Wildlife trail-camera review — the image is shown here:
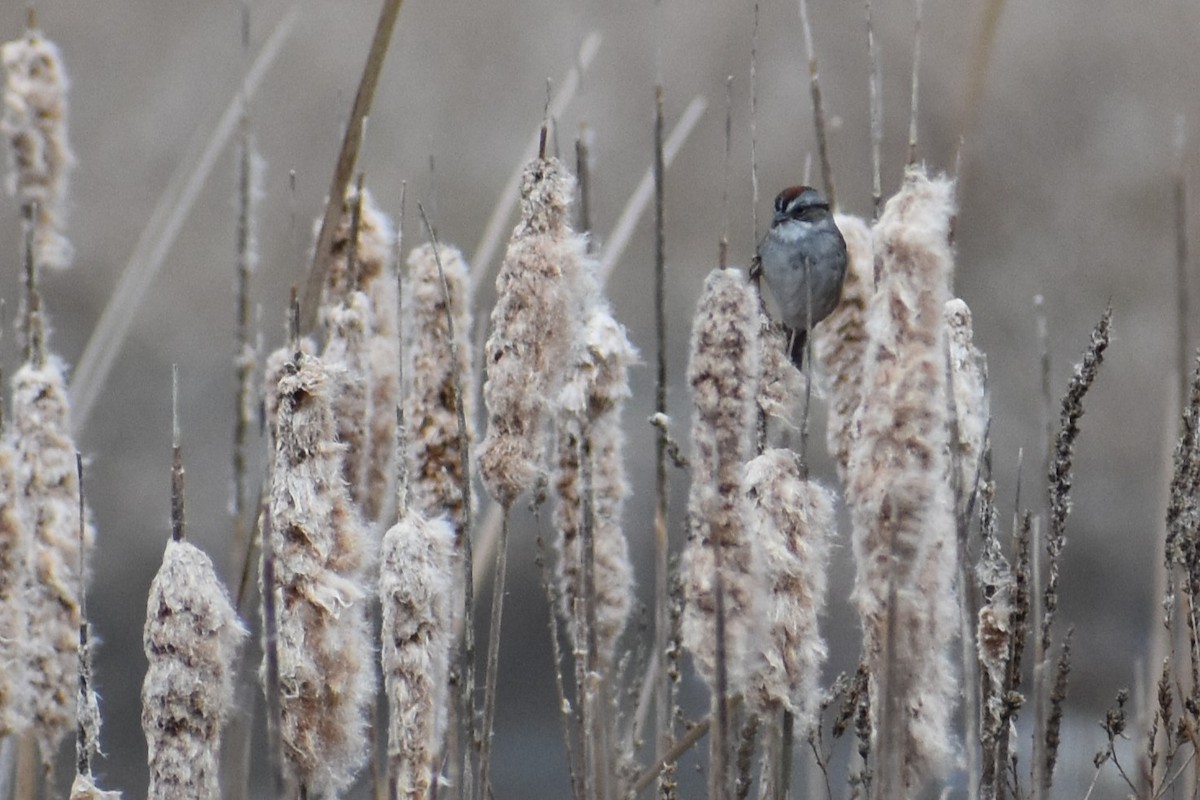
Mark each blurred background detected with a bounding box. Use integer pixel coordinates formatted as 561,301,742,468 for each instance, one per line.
0,0,1196,796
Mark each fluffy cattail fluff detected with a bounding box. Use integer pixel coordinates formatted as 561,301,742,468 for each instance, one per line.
267,353,375,796
11,354,94,760
1,29,74,270
321,188,399,521
756,315,803,426
813,214,873,482
142,540,247,800
552,306,638,669
264,338,315,455
681,267,763,693
379,510,457,799
322,291,373,509
69,774,122,800
944,299,988,507
479,156,592,505
742,449,835,732
846,168,958,792
403,242,476,534
0,436,31,735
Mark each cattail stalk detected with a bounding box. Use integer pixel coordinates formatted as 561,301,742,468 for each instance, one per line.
1,26,74,270
266,353,375,797
846,167,958,795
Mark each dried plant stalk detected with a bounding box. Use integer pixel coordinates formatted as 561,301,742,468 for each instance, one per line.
404,242,476,534
846,168,958,794
742,448,834,735
0,436,31,736
1,28,74,270
12,354,94,761
552,306,638,669
812,214,872,483
479,155,590,505
379,512,457,800
681,267,763,694
142,540,247,800
266,352,375,797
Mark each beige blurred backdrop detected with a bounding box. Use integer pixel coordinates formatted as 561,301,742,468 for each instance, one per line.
0,0,1196,796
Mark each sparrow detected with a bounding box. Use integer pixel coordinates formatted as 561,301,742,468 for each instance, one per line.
754,185,847,367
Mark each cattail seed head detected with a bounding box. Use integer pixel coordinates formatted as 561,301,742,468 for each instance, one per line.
813,214,873,482
681,267,763,693
944,298,988,505
1,29,74,269
69,774,122,800
0,437,31,736
756,315,803,426
379,512,457,800
403,242,475,534
12,354,93,760
847,168,959,792
142,540,246,800
267,353,375,796
743,450,835,733
479,156,589,505
322,290,373,510
552,307,637,668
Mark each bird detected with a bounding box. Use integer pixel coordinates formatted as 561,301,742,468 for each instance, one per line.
754,185,848,368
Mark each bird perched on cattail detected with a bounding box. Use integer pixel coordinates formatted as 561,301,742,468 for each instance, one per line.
755,186,848,367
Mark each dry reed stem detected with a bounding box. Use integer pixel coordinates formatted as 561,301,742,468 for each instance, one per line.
142,540,247,800
404,242,475,535
479,156,589,505
379,512,457,800
812,214,872,484
742,449,834,736
681,267,764,695
267,353,375,797
847,167,958,794
300,0,403,332
12,354,93,763
1,28,74,270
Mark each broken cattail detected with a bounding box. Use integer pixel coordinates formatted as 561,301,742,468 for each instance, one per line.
945,298,988,507
552,306,638,669
379,509,457,799
0,432,31,736
846,168,958,794
403,242,475,534
812,214,872,482
742,449,835,734
479,156,591,505
267,352,375,796
142,540,247,800
681,267,764,694
322,290,373,509
1,28,74,270
11,353,94,761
